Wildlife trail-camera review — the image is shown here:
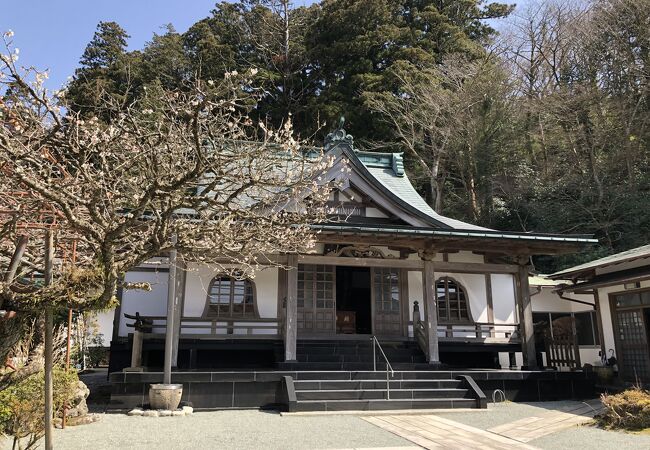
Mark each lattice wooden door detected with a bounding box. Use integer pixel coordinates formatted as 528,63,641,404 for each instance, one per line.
297,264,335,335
615,308,650,381
372,268,402,336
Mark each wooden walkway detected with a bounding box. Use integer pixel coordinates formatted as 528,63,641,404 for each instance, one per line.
487,400,602,443
363,415,536,450
363,400,603,449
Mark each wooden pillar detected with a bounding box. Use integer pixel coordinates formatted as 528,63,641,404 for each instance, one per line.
163,237,177,385
130,330,144,368
285,254,298,362
422,259,440,365
44,230,54,450
171,255,186,367
516,261,537,369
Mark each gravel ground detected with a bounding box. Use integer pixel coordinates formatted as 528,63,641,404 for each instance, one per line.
433,400,598,430
1,410,412,450
533,425,650,449
4,400,650,449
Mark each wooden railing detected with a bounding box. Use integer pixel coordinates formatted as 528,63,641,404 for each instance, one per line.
411,301,521,360
126,315,282,339
544,333,581,370
412,301,429,358
438,323,520,343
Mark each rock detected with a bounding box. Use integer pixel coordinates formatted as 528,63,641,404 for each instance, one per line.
172,410,185,417
159,409,172,417
128,408,144,416
66,380,90,418
67,414,101,426
182,406,193,415
143,410,159,417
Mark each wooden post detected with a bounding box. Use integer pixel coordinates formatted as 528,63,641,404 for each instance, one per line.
516,261,537,369
130,330,144,368
422,259,440,365
285,254,298,362
171,255,186,367
44,230,54,450
163,236,177,385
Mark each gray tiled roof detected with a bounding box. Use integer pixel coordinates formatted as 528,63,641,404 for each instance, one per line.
551,244,650,278
356,150,489,231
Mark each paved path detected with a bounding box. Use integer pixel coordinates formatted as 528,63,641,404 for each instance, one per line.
363,415,537,450
487,399,603,443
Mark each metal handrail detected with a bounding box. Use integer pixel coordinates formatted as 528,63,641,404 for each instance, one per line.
371,336,395,400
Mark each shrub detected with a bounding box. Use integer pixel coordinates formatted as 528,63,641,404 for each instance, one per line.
0,368,79,450
597,388,650,430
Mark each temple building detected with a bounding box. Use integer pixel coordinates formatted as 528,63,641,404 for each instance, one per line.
101,125,601,411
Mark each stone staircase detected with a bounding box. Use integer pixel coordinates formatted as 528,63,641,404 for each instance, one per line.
277,339,487,411
277,338,430,371
289,371,484,411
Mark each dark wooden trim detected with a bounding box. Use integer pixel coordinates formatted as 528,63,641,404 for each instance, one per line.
298,255,519,274
485,274,495,336
443,253,449,262
400,268,410,337
277,267,287,321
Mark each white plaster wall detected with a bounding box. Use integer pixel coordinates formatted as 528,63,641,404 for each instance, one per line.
491,274,517,324
118,270,169,337
531,288,594,313
447,251,485,264
366,207,389,218
92,310,115,346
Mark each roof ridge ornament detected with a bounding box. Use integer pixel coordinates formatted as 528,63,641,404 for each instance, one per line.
392,153,405,176
324,116,354,151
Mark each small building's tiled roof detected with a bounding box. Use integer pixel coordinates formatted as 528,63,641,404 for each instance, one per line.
550,244,650,279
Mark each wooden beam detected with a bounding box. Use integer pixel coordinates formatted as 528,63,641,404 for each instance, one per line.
285,254,298,362
423,260,440,364
298,254,423,269
299,255,518,274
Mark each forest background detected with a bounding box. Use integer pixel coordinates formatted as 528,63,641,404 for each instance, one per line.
55,0,650,272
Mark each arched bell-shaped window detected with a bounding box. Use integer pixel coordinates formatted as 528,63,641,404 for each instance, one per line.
436,277,472,323
203,275,257,318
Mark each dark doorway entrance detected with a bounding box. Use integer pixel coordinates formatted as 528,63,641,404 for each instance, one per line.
336,266,372,334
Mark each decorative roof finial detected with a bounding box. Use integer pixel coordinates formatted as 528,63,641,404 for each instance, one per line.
324,115,354,150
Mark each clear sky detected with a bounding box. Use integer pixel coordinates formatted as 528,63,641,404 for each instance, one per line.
2,0,519,91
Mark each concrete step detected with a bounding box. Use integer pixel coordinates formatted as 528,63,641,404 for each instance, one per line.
293,398,477,411
296,354,426,363
295,388,473,401
277,362,434,371
293,379,464,390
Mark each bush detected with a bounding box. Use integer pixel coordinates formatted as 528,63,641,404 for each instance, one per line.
597,388,650,430
0,368,79,450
